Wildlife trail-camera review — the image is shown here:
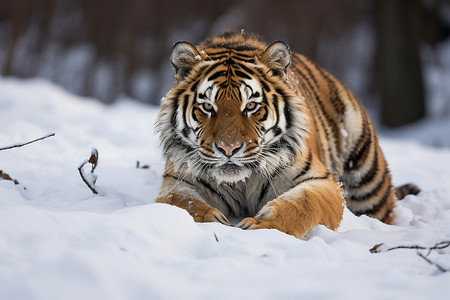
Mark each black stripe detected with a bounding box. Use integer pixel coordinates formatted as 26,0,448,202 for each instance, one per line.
232,55,257,63
316,67,345,115
203,61,226,78
295,173,330,186
293,151,313,182
258,106,268,122
190,80,200,92
224,58,235,66
355,184,392,216
206,50,231,56
265,96,282,138
208,71,226,81
230,50,255,58
170,95,180,129
291,56,331,162
276,88,292,129
171,110,178,129
235,62,256,76
234,70,251,80
272,94,280,127
205,55,228,61
260,79,270,92
349,149,379,188
301,59,321,91
244,145,259,153
345,135,371,171
181,95,190,138
350,169,388,201
198,65,208,72
344,121,367,171
297,57,340,157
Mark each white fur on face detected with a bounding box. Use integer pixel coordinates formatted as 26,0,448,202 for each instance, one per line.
210,165,252,184
239,79,263,115
196,79,218,117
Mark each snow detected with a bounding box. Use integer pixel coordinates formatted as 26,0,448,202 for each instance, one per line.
1,78,450,299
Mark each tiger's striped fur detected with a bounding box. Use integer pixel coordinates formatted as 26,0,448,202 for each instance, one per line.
156,31,419,238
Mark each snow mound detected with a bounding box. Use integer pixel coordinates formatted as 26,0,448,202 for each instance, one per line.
1,78,450,299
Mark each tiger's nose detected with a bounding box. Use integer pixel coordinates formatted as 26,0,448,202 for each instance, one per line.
216,143,242,157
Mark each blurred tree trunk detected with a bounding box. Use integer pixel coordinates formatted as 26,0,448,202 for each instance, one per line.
374,0,425,127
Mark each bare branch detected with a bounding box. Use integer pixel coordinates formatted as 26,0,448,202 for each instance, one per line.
370,243,426,253
428,241,450,255
0,133,55,151
417,252,448,273
370,241,450,273
78,148,99,194
370,241,450,254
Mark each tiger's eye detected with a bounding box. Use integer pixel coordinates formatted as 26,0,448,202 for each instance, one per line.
246,102,256,111
202,102,213,111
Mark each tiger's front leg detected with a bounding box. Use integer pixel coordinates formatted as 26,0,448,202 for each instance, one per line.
156,175,232,226
237,176,345,238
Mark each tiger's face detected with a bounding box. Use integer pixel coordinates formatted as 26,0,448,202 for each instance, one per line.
157,37,309,183
190,75,271,182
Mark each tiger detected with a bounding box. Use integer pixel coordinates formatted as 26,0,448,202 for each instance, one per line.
155,31,420,238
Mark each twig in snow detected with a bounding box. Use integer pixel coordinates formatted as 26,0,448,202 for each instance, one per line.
214,233,219,242
417,252,448,273
0,133,55,151
370,241,450,273
370,243,426,253
0,170,20,185
78,148,99,194
370,241,450,254
136,161,150,169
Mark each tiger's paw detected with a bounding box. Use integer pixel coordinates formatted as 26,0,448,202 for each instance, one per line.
193,207,232,226
236,206,278,231
236,205,309,238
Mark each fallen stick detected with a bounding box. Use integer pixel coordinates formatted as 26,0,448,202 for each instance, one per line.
370,241,450,273
0,133,55,151
78,148,99,194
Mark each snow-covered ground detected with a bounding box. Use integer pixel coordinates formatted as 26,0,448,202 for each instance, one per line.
1,78,449,300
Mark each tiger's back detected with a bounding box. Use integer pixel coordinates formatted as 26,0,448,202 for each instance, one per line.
289,52,397,223
156,31,419,238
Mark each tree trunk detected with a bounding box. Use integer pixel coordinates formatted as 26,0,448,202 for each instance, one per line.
374,0,426,127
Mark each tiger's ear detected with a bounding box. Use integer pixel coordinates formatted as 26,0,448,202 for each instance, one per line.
171,41,201,81
261,41,291,75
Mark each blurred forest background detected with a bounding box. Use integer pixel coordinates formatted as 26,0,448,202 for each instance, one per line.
1,0,449,127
